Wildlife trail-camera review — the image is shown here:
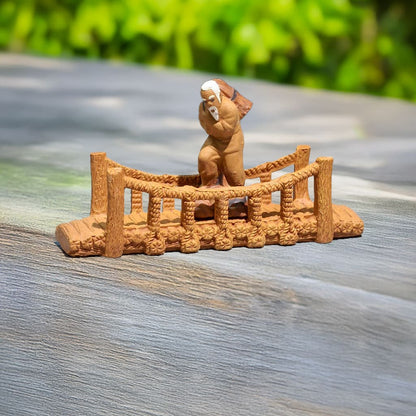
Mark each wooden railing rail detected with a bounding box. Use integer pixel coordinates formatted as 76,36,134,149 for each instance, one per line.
106,145,309,187
244,151,296,179
122,161,318,202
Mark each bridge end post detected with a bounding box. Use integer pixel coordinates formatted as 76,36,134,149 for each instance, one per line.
104,168,125,258
314,157,334,244
294,145,311,203
90,152,107,215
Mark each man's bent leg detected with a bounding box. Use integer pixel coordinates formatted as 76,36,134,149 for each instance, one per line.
222,151,245,186
198,144,221,186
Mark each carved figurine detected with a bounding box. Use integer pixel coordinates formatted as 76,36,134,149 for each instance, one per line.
55,81,364,257
198,79,251,187
196,79,252,218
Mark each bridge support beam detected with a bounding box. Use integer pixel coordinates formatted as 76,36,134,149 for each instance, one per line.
105,168,125,257
314,157,334,243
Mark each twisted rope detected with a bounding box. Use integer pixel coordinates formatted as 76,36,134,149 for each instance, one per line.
180,199,200,252
245,152,296,178
247,195,266,247
279,178,298,245
214,197,233,250
108,151,297,186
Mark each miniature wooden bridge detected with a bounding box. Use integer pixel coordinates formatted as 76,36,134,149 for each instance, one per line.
56,145,364,256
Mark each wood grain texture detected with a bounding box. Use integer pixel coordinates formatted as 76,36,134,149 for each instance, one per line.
314,157,334,243
104,167,125,257
90,152,108,215
1,223,415,416
294,144,311,202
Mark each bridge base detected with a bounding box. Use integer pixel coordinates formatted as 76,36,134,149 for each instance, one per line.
56,203,364,257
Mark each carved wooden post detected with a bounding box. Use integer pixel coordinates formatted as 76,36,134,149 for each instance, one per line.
145,195,165,255
180,198,200,253
105,168,125,258
247,195,265,248
131,189,142,213
294,145,311,202
279,177,297,245
214,196,233,250
314,157,334,243
147,196,161,229
259,172,272,204
90,152,107,215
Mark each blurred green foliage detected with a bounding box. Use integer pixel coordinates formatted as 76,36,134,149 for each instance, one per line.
1,0,415,100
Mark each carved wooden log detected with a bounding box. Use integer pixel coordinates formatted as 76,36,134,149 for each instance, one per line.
314,157,334,243
90,152,108,215
294,145,311,202
213,78,253,119
104,168,125,258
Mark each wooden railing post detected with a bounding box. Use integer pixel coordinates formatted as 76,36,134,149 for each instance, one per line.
90,152,107,215
214,196,233,250
145,195,166,255
131,189,142,213
314,157,334,243
259,172,272,204
247,195,266,248
105,168,125,258
294,145,311,202
279,177,297,245
147,196,162,230
180,198,200,253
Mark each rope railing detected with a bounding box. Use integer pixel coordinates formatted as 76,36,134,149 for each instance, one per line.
244,151,296,178
90,145,334,256
106,147,301,186
123,162,318,201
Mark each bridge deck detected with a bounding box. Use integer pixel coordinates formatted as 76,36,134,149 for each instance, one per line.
56,203,364,257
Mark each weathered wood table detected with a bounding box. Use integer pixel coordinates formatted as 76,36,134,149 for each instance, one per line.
1,54,415,416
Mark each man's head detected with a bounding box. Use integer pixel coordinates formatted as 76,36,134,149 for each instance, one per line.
201,80,221,121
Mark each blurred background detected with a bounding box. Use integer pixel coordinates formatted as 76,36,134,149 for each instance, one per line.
1,0,415,101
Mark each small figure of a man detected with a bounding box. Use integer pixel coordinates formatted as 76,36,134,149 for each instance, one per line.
198,80,249,187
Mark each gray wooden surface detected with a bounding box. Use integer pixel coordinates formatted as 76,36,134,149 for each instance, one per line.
1,54,415,416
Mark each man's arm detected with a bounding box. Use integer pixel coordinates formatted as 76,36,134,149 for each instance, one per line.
202,104,239,140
